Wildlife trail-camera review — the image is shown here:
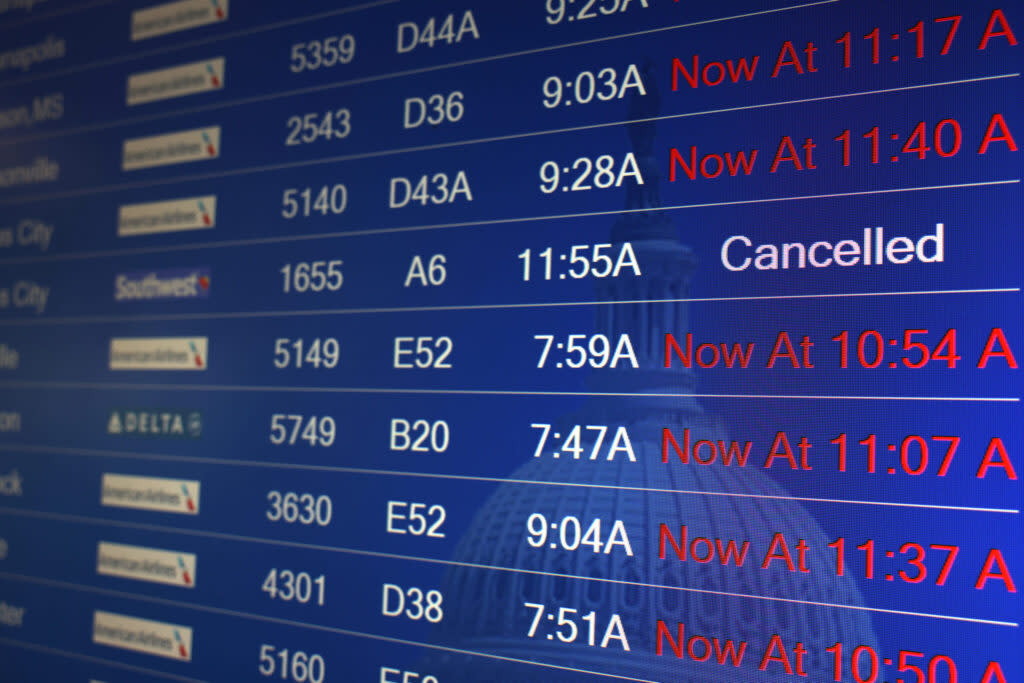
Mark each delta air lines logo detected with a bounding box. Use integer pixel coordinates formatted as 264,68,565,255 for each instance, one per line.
107,409,202,438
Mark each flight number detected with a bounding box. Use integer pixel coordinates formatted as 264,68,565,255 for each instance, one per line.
273,338,340,369
262,569,326,606
259,645,326,683
281,185,348,219
285,109,351,146
270,415,336,447
266,492,333,526
280,260,343,293
290,35,356,72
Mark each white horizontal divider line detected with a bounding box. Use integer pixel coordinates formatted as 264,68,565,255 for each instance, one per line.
0,572,661,682
0,179,1017,265
0,381,1016,403
0,287,1017,326
0,635,209,683
0,442,1016,513
0,529,1015,628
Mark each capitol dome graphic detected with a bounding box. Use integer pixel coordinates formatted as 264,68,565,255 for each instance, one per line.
421,65,880,681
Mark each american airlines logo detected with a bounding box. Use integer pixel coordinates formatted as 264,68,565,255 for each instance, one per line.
114,267,210,302
107,409,201,438
118,195,216,237
126,57,225,106
97,542,197,588
122,126,220,171
131,0,228,42
93,611,193,661
109,336,207,371
101,474,200,515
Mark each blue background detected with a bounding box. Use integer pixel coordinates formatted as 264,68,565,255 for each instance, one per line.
0,0,1020,681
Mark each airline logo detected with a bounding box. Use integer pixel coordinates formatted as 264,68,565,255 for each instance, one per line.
107,409,202,438
0,0,51,17
0,344,19,370
131,0,229,42
0,411,20,432
0,469,22,497
101,474,200,515
109,336,207,371
115,267,211,302
92,611,193,661
97,542,197,588
0,600,24,627
118,195,216,237
127,57,225,106
122,126,220,171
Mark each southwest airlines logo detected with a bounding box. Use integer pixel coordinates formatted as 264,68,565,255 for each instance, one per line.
92,611,193,661
114,267,210,302
97,542,197,588
101,474,200,515
109,336,207,371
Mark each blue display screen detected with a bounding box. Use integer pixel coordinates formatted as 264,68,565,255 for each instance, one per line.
0,1,1020,681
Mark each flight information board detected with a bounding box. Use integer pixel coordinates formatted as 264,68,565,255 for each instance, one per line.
0,1,1020,681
